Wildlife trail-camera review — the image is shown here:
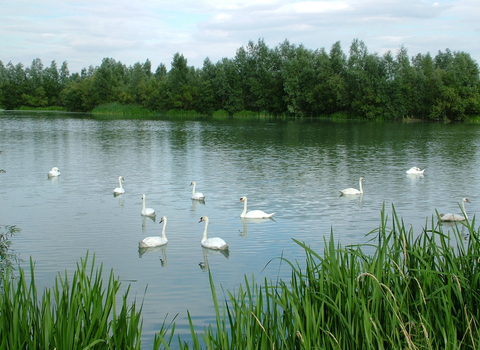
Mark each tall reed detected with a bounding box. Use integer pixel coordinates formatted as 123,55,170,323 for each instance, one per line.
0,253,171,350
0,225,20,283
178,204,480,349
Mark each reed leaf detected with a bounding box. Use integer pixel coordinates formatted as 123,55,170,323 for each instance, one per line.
174,205,480,349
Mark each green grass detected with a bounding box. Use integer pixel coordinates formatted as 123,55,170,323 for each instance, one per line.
17,106,68,111
178,204,480,349
0,225,21,283
164,109,204,118
0,253,171,350
232,110,274,118
212,109,229,118
91,102,155,116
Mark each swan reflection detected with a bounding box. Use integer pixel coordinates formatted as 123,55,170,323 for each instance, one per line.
239,217,276,237
138,245,168,266
339,193,363,208
406,173,424,180
47,175,59,183
199,247,229,271
191,198,205,212
115,194,124,206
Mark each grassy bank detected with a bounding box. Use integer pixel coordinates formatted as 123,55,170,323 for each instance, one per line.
2,206,480,349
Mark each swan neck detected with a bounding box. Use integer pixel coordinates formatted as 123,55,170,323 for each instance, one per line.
202,219,209,242
241,198,248,217
359,179,363,193
191,183,196,195
462,201,468,218
161,219,167,239
118,177,123,188
142,196,146,210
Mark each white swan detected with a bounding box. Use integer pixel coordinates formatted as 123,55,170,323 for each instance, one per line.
198,216,228,250
239,196,275,218
139,216,168,247
190,181,205,200
440,198,471,222
406,167,425,175
113,176,125,195
340,177,364,195
141,194,156,217
48,167,61,177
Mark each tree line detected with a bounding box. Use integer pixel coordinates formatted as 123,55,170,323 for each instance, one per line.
1,38,479,121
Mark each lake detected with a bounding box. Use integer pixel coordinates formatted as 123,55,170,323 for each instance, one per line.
1,111,479,347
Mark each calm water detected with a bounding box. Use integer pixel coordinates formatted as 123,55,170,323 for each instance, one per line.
1,111,480,347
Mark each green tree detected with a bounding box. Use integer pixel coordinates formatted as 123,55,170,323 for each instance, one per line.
126,60,153,107
165,53,199,110
213,57,244,115
42,60,63,106
2,62,27,109
61,73,96,112
280,43,315,116
243,39,285,115
91,58,128,106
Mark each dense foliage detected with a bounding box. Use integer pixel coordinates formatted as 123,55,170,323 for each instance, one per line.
1,38,480,121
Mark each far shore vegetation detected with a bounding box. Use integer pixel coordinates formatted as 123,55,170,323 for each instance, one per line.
1,38,480,122
2,206,480,349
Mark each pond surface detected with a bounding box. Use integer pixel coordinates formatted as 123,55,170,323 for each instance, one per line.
1,112,480,347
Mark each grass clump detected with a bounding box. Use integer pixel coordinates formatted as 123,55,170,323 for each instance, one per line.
164,109,203,118
92,102,155,115
0,225,20,283
18,106,68,111
232,110,273,117
212,109,230,118
0,253,171,350
178,205,480,349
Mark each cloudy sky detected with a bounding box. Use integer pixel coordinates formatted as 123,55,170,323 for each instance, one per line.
1,0,479,73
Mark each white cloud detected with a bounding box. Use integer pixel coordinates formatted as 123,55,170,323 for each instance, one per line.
0,0,478,73
277,1,350,13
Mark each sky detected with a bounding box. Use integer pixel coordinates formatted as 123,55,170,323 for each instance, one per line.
1,0,479,74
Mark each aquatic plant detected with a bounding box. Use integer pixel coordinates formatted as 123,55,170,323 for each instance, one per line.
178,205,480,349
0,225,20,283
0,253,171,349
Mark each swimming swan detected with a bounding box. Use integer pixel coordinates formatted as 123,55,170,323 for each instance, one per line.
48,167,61,177
113,176,125,195
340,177,364,195
406,167,425,175
141,194,156,217
440,198,471,222
198,216,228,250
239,196,275,218
139,216,168,247
190,181,205,200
